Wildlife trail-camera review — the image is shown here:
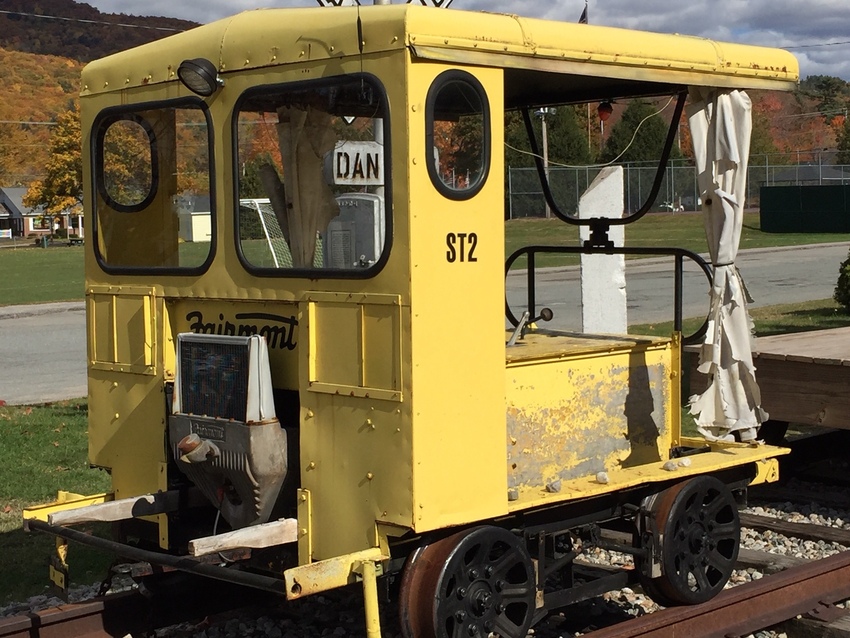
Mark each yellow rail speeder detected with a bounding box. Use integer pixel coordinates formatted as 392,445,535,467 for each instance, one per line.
24,4,799,637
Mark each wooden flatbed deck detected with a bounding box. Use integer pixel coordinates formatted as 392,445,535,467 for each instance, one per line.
688,327,850,428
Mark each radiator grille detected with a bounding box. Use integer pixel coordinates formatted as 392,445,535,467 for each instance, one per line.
179,338,249,421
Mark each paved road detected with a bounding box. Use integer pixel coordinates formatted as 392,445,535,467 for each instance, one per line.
507,242,850,332
1,242,848,405
0,302,86,406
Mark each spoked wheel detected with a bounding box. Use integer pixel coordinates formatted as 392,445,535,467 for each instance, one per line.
637,476,740,606
399,526,536,638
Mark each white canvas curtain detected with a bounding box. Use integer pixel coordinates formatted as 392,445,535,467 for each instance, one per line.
686,87,767,442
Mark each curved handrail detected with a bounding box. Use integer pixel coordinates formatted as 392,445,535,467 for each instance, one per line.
521,90,688,247
504,245,713,345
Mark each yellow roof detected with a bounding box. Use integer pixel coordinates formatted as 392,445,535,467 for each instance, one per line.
82,5,798,97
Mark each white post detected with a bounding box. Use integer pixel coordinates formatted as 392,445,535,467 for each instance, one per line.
541,113,550,218
579,166,627,334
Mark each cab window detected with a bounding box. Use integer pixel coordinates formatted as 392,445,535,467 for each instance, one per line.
426,70,490,199
235,75,390,275
93,100,213,271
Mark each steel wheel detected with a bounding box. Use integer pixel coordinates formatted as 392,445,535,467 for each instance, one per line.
638,476,740,606
399,526,536,638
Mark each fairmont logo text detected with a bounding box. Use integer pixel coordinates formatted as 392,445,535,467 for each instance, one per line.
186,311,298,350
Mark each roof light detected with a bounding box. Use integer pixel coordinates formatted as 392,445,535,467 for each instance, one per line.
177,58,221,97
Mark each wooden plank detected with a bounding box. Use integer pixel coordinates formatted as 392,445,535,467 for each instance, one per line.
740,512,850,545
752,327,850,364
775,613,850,638
48,489,205,526
687,348,850,428
189,518,298,556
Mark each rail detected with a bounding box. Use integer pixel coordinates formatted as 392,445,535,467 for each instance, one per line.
505,245,713,345
585,549,850,638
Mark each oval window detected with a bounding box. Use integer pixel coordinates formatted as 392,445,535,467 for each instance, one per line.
425,70,490,200
98,116,157,212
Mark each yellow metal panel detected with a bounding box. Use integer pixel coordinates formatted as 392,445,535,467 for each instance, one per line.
87,285,157,375
508,440,789,512
306,292,403,402
88,371,168,503
299,393,410,561
407,63,507,531
506,337,674,493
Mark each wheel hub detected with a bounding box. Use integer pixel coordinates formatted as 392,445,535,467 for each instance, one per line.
635,476,740,606
399,526,536,638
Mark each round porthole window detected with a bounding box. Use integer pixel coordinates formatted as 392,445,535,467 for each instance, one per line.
96,115,157,212
425,70,490,200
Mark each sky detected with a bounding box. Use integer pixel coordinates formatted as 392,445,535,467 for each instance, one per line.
83,0,850,81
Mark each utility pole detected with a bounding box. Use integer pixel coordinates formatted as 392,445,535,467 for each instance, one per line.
535,108,555,219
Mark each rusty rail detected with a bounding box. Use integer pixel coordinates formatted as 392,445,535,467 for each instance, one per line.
0,591,152,638
587,550,850,638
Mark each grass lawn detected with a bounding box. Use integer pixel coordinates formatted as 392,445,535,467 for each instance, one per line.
0,243,85,305
2,213,848,306
630,298,850,338
0,399,112,605
505,212,849,268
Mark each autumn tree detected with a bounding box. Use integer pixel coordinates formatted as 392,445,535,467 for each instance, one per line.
837,117,850,165
503,106,592,216
798,75,850,121
24,104,82,217
599,100,681,164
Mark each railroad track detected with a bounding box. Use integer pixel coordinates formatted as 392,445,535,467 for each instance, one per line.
6,464,850,638
0,591,152,638
584,549,850,638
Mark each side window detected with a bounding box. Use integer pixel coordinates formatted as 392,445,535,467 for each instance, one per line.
93,101,213,271
235,75,390,275
426,70,490,199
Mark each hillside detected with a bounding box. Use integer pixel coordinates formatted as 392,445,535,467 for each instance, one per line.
0,48,83,185
0,0,197,62
0,1,847,192
0,1,197,186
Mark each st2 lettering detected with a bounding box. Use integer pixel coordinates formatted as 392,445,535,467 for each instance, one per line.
446,232,478,263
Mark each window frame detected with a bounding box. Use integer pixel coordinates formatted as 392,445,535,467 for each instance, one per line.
232,73,392,280
90,97,216,276
425,69,491,201
95,113,158,214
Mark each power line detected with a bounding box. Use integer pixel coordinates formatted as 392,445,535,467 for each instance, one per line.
785,40,850,50
0,9,184,32
0,121,56,126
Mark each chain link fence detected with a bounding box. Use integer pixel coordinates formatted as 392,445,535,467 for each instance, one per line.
508,154,850,219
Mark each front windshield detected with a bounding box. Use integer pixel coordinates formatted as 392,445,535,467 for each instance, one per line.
235,75,389,275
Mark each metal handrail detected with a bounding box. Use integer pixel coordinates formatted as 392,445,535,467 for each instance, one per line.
521,90,688,248
504,245,713,345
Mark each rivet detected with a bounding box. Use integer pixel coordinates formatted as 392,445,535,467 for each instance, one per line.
366,472,374,480
300,528,307,536
306,409,314,419
114,413,119,419
299,494,307,502
308,461,316,470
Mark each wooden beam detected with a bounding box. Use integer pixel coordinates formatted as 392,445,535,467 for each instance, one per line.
189,518,298,556
48,489,206,526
